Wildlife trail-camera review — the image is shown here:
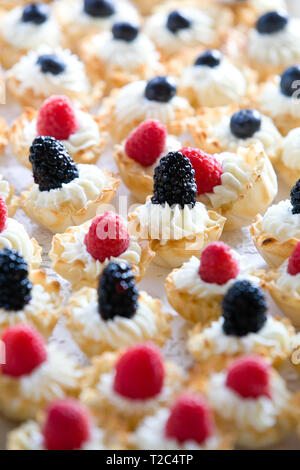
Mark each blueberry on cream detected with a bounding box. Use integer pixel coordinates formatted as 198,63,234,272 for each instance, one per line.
230,109,262,139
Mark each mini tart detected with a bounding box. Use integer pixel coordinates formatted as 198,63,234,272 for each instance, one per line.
65,289,171,357
250,201,300,268
0,342,82,422
21,165,119,234
187,106,282,163
10,107,108,168
276,128,300,187
0,118,9,156
6,46,104,109
165,253,263,324
128,198,226,269
197,144,278,231
98,80,193,143
49,219,154,290
0,174,20,217
0,270,62,339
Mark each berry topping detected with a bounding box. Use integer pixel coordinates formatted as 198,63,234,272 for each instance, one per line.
145,76,177,103
0,197,8,233
0,249,32,312
84,0,115,18
287,241,300,275
98,261,138,321
22,3,48,25
43,399,91,450
280,66,300,97
113,343,165,400
256,10,289,34
165,393,215,445
36,54,66,75
230,109,262,139
29,136,79,192
37,95,79,141
152,151,197,208
84,212,130,262
180,147,222,195
222,280,267,337
166,10,191,34
112,22,139,42
226,356,271,399
198,242,239,285
290,179,300,214
125,119,167,167
1,324,47,378
194,49,222,68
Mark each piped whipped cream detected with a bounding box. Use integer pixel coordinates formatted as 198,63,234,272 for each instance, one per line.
282,127,300,170
276,259,300,295
0,218,35,265
0,176,10,203
261,199,300,242
258,77,300,119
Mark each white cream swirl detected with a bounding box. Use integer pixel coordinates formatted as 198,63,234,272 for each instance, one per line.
276,259,300,295
180,60,247,107
0,176,10,202
282,127,300,170
207,371,290,432
262,199,300,242
0,218,35,265
258,78,300,120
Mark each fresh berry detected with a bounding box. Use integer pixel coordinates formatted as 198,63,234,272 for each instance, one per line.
98,261,138,321
145,76,177,103
37,95,79,141
112,22,139,42
165,394,215,445
43,399,91,450
226,356,271,399
222,280,267,337
0,249,32,311
230,109,262,139
84,212,130,262
166,10,191,34
0,197,8,233
1,324,47,378
36,54,66,75
180,147,222,195
280,66,300,97
290,179,300,214
256,10,289,34
287,242,300,275
113,343,165,400
29,136,79,192
84,0,115,18
194,49,222,68
22,3,48,24
125,119,167,167
152,151,197,208
198,242,239,285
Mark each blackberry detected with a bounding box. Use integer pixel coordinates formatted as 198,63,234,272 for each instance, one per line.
0,249,32,311
290,179,300,214
29,136,79,192
22,4,48,25
36,54,66,75
98,262,138,321
152,151,197,208
222,280,267,337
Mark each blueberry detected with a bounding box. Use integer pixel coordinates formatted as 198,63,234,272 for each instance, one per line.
230,109,262,139
84,0,115,18
166,10,191,34
256,10,289,34
112,22,139,42
280,66,300,97
21,3,48,25
194,49,222,68
145,76,177,103
36,54,66,75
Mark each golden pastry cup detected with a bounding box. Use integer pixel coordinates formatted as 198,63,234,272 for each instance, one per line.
10,107,108,168
250,214,299,268
21,171,120,234
65,289,172,357
0,117,9,156
0,176,20,217
23,236,42,270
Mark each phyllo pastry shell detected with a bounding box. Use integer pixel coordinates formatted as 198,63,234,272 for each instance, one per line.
0,118,9,156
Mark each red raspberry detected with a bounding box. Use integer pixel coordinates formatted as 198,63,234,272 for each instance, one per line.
84,212,130,262
287,242,300,275
125,119,167,167
226,356,271,399
199,242,239,285
180,147,222,195
1,324,47,377
165,393,215,445
113,343,165,400
0,197,8,233
43,399,91,450
37,95,79,141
